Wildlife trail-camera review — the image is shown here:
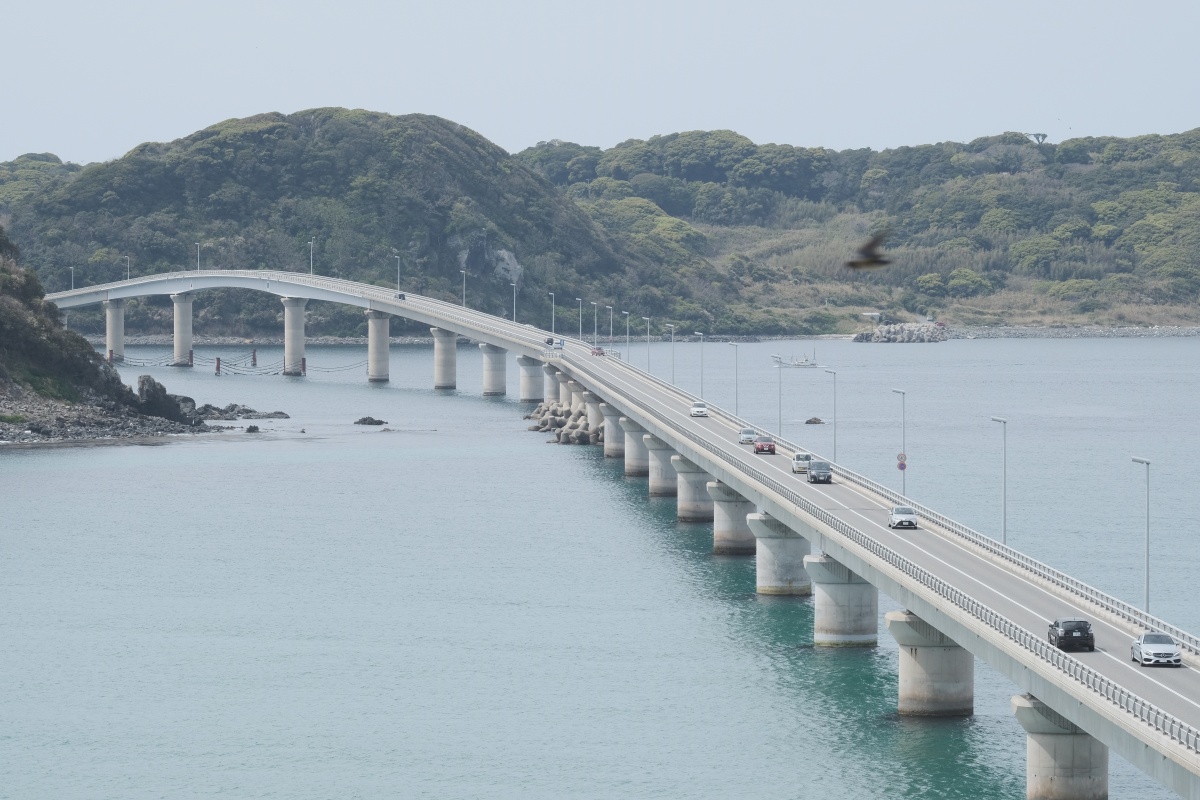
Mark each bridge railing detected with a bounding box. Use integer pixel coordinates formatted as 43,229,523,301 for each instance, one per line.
584,347,1200,660
562,350,1200,755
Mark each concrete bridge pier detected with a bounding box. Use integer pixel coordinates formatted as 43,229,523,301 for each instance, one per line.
171,292,194,367
886,610,973,716
480,344,506,395
104,299,125,362
365,310,390,382
542,364,559,403
643,435,677,496
556,372,572,405
706,482,756,554
1012,694,1108,800
518,356,543,402
600,404,624,458
803,553,877,646
584,392,603,432
747,513,811,595
281,297,308,376
620,418,648,476
671,456,714,521
430,327,457,389
567,380,584,412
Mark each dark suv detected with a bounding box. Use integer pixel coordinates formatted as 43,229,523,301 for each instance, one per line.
1048,618,1095,652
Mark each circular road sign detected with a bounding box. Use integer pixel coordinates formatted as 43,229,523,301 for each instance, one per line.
898,462,907,471
897,453,907,462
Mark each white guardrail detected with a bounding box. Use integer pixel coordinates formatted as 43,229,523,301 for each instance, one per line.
562,350,1200,755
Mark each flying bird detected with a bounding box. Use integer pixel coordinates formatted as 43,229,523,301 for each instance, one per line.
844,231,892,270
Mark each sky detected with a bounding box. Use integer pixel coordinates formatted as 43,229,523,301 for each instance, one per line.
6,0,1200,165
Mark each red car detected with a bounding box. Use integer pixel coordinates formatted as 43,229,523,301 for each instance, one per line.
753,435,776,454
590,347,606,356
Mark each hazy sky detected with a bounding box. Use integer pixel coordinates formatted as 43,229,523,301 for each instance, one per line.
7,0,1200,165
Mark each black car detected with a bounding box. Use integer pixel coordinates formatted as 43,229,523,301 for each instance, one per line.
1048,618,1095,652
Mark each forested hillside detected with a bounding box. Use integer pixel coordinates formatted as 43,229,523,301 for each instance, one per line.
4,111,1200,336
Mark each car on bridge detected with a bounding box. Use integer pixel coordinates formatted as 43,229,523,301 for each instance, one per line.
1048,618,1095,652
791,452,812,473
806,460,832,483
590,346,607,356
887,506,919,529
1131,632,1183,667
690,401,709,417
739,427,758,444
753,435,776,454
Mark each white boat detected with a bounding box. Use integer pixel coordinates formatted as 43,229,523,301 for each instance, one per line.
771,352,820,368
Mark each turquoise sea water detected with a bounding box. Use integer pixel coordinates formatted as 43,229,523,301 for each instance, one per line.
3,337,1197,798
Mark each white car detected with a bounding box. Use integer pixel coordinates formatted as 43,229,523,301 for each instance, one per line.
739,427,757,444
1131,632,1183,667
791,452,812,473
690,401,709,417
887,506,919,529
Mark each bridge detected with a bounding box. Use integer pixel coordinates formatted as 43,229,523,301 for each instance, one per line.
50,271,1200,799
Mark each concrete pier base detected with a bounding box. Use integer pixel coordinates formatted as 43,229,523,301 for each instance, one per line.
600,404,624,458
584,392,602,432
365,310,390,382
431,327,457,389
542,364,559,403
556,372,571,405
518,356,543,402
1012,694,1108,800
804,553,877,646
480,343,507,396
620,418,648,476
748,513,811,595
707,482,755,554
567,381,584,412
671,456,713,521
643,435,677,496
171,292,193,367
886,610,973,716
104,299,125,362
280,297,307,376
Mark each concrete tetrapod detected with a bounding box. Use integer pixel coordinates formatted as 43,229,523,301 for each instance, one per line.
671,456,713,522
430,327,457,389
886,610,973,716
104,299,125,362
480,343,507,396
518,356,544,402
1012,693,1108,800
171,292,194,367
643,435,678,496
599,404,624,458
365,310,390,382
747,512,811,595
803,553,877,646
706,481,756,554
619,418,649,477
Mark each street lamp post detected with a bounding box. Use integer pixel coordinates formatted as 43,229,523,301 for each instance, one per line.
992,417,1008,545
124,255,131,281
548,292,555,335
1133,456,1151,611
606,306,613,343
512,283,518,323
777,361,782,436
893,388,907,495
196,242,201,271
460,270,467,307
825,369,837,462
575,298,582,341
665,324,675,384
591,301,598,345
309,238,314,275
642,317,651,370
622,311,630,352
695,332,705,397
70,265,75,290
396,255,402,291
728,342,739,416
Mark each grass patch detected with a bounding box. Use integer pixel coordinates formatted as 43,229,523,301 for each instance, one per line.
0,413,26,424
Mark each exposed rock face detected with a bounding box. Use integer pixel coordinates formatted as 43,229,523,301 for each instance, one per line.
195,403,289,420
854,323,948,343
354,416,387,425
136,376,201,425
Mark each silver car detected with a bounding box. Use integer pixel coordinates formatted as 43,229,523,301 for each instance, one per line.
739,427,758,444
1131,632,1183,667
791,452,812,473
887,506,919,529
690,401,709,417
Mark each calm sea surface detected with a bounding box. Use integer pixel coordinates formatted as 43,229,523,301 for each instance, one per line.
3,336,1198,799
